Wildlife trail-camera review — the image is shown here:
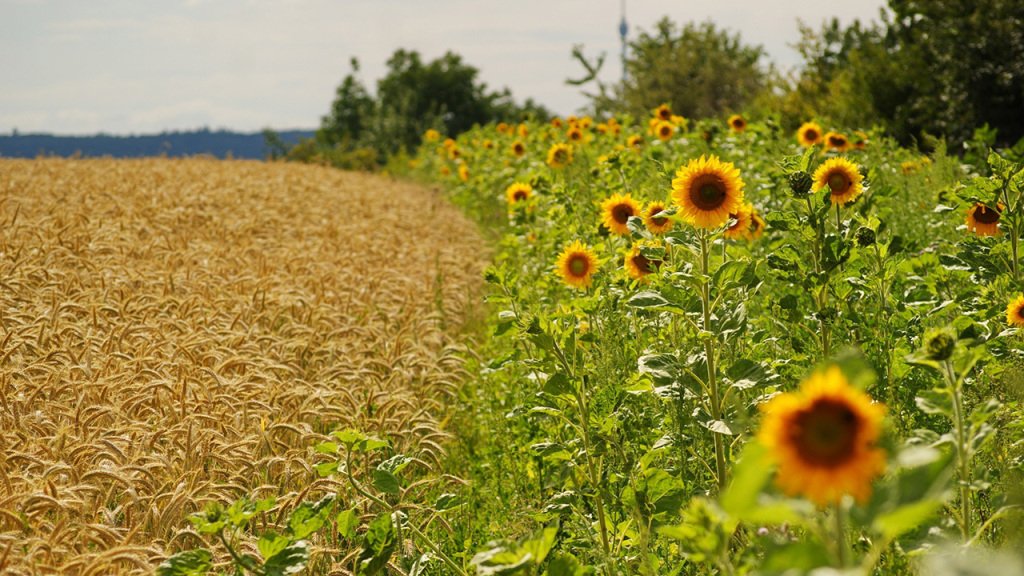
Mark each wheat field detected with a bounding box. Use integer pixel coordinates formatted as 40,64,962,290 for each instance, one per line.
0,158,485,574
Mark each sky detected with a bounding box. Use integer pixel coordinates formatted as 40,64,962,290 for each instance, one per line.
0,0,888,135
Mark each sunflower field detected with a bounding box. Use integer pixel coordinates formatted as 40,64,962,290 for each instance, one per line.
395,111,1024,575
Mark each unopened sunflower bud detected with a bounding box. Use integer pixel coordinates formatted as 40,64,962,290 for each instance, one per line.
789,171,813,197
924,328,956,361
855,226,876,247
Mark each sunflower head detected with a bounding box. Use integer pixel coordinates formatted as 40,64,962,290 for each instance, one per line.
748,210,766,240
556,240,599,289
510,141,526,158
797,122,822,147
853,130,869,149
655,120,675,142
551,117,564,129
567,126,584,142
627,134,644,150
728,114,747,132
1007,295,1024,328
966,203,1003,236
518,124,529,138
654,104,673,121
643,201,674,234
457,163,469,182
505,182,533,206
671,155,746,229
624,243,662,281
812,157,864,206
758,366,887,506
824,131,851,152
724,204,754,240
546,143,573,169
423,129,441,143
483,139,495,150
601,193,642,236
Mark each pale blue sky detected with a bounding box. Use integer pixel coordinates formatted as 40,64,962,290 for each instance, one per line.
1,0,887,135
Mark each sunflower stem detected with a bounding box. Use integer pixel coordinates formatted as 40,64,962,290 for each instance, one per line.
944,359,972,541
700,231,728,491
833,502,849,567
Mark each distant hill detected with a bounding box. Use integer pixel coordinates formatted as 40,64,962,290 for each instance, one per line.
0,128,315,160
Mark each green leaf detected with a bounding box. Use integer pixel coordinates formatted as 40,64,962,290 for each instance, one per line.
258,532,290,562
627,290,672,308
357,513,397,575
336,507,360,540
263,541,310,576
156,549,213,576
288,495,335,539
542,372,573,396
434,493,463,511
372,469,403,494
872,500,944,540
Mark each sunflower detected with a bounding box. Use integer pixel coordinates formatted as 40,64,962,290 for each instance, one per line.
511,141,526,158
812,157,864,206
579,116,594,130
655,120,675,142
643,201,674,234
671,155,746,229
1006,295,1024,327
551,117,564,129
724,204,754,240
546,143,573,169
601,193,641,236
556,240,599,289
457,163,469,182
496,122,510,134
966,203,1003,236
728,114,747,132
853,130,869,150
624,244,661,281
654,104,673,121
505,182,532,206
758,366,887,506
423,129,441,143
824,131,851,152
748,210,766,240
518,124,529,138
567,126,584,142
627,134,644,150
797,122,823,147
483,139,494,150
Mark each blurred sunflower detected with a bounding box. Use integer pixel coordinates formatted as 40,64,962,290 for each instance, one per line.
627,134,644,150
965,203,1003,236
671,155,746,229
813,157,864,206
824,131,851,152
518,124,529,138
496,122,510,134
457,163,469,182
601,193,641,236
551,117,564,129
728,114,747,132
853,130,869,150
579,116,594,130
654,104,673,121
556,240,599,289
511,141,526,158
724,204,754,240
505,182,532,206
483,139,495,150
1007,295,1024,327
758,366,887,506
567,126,584,142
655,121,675,142
546,143,573,169
423,129,441,143
796,122,823,147
643,201,674,234
748,210,766,240
624,244,661,281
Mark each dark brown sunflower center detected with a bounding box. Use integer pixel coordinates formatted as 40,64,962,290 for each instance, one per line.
804,129,819,141
612,203,635,224
974,206,1001,224
570,131,581,140
789,399,860,466
827,172,852,194
732,119,745,128
829,136,846,147
751,217,762,231
660,126,671,136
553,149,568,163
514,144,524,154
648,208,668,226
631,253,658,274
1018,306,1024,320
659,110,671,120
568,254,590,277
513,190,528,201
690,176,728,211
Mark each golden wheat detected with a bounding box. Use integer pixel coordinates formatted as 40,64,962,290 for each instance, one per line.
0,158,485,574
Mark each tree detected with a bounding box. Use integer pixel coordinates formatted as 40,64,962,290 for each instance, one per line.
572,18,770,120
